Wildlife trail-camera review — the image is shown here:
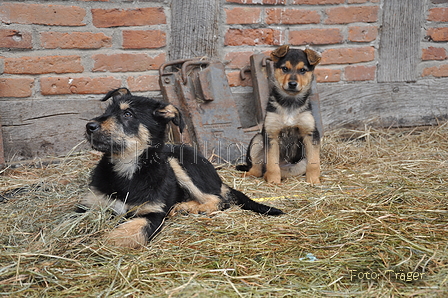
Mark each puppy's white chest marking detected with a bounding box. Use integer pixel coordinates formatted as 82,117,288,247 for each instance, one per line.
277,108,301,128
283,114,297,127
113,158,139,180
268,109,315,136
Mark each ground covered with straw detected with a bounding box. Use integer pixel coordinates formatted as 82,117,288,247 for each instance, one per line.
1,123,447,297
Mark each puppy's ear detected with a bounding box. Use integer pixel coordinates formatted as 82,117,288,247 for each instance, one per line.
155,104,185,133
304,48,321,67
270,45,290,62
101,88,132,102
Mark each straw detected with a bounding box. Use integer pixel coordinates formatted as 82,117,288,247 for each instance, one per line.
1,123,447,297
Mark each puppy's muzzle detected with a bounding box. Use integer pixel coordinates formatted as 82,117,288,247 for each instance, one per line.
86,121,100,133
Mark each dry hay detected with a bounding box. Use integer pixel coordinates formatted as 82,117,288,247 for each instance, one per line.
0,123,447,297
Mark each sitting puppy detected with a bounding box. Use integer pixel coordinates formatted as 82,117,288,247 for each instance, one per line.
80,88,283,248
237,45,322,185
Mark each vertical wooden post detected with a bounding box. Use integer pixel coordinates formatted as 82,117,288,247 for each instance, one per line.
170,0,221,60
0,118,5,167
377,0,425,83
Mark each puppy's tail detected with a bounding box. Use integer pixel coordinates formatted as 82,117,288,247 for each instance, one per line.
236,132,262,172
235,164,250,172
226,186,284,216
235,147,253,172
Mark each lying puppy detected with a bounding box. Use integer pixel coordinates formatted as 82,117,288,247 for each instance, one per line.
237,45,322,185
80,88,283,248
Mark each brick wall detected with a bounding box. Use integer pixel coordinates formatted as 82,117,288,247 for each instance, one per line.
0,2,167,99
422,4,448,78
1,0,447,100
225,0,448,86
0,0,447,161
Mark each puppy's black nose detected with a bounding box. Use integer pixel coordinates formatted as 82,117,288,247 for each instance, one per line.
288,81,298,89
86,121,100,133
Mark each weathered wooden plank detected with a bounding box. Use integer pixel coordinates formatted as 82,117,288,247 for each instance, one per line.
318,79,448,129
377,0,425,82
0,116,4,167
3,79,447,162
170,0,221,60
0,99,105,162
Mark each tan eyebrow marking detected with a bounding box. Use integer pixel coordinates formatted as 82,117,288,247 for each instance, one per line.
120,102,130,110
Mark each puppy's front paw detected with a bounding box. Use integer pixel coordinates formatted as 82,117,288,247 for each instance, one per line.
264,171,281,184
306,164,321,185
306,166,320,185
105,218,148,249
306,175,321,185
245,166,263,178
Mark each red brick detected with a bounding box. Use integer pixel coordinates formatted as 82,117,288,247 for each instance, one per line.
427,28,448,42
321,47,375,65
344,65,376,81
92,53,166,72
92,8,166,28
315,68,341,82
0,3,86,26
225,51,255,69
227,71,252,88
266,8,320,25
422,47,447,61
41,77,121,95
41,32,112,49
290,28,343,45
422,64,448,78
428,8,448,22
293,0,343,4
226,0,286,4
127,75,160,92
4,56,83,74
325,6,379,24
225,29,283,46
226,8,261,24
348,0,368,3
0,78,34,98
0,29,32,49
122,30,166,49
348,26,378,42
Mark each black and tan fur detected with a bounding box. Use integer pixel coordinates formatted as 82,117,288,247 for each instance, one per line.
80,88,283,249
237,45,322,185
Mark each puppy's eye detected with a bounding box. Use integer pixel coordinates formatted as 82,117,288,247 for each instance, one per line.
123,111,133,118
281,67,289,73
299,68,307,74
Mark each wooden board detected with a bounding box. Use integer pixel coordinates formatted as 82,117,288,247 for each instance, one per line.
377,0,425,82
170,0,221,60
0,99,105,162
2,78,448,162
318,79,448,129
0,117,4,167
